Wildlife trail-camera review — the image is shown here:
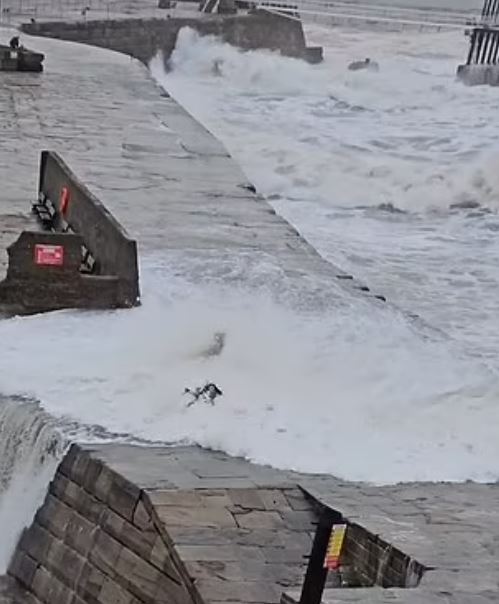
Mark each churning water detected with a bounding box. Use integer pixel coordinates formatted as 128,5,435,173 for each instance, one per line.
2,18,499,569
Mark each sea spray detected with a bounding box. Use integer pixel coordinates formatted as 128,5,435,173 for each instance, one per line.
0,397,67,572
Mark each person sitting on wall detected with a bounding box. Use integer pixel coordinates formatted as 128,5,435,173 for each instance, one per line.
348,57,379,72
9,36,20,50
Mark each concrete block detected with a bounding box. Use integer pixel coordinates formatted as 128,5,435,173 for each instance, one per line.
93,465,115,504
194,578,282,603
82,458,107,493
148,490,204,508
8,549,38,589
100,507,155,559
50,474,103,524
89,529,123,576
166,526,237,546
155,505,236,528
234,510,285,529
199,489,233,507
65,511,96,557
283,490,312,511
115,547,165,603
186,560,302,585
65,452,91,487
98,577,135,604
152,573,193,604
190,477,257,489
279,510,316,531
242,529,311,549
58,445,80,479
35,494,72,540
263,547,308,564
259,489,292,511
18,524,53,563
46,538,85,588
175,544,265,562
132,498,153,531
150,536,181,582
77,563,106,601
32,566,73,604
170,526,311,549
107,474,141,522
227,489,265,510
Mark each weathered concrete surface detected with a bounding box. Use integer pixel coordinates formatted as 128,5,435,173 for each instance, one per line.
0,575,35,603
11,444,499,604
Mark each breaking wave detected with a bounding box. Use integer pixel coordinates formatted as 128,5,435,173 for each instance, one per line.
0,258,497,486
155,26,499,212
0,397,67,573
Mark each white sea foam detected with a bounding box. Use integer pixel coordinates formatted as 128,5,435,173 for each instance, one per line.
151,26,499,359
0,258,497,485
0,21,498,501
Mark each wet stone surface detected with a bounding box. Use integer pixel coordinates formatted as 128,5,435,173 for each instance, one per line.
0,575,34,603
84,444,499,604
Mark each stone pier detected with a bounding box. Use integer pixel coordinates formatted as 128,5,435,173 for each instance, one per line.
6,444,499,604
20,9,322,66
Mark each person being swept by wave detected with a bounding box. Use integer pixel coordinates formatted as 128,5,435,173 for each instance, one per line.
184,382,223,407
211,58,224,77
348,57,379,72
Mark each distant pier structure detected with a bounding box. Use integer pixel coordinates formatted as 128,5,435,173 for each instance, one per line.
457,0,499,85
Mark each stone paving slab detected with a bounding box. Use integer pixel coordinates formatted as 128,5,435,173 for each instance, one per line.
82,444,499,603
0,576,36,603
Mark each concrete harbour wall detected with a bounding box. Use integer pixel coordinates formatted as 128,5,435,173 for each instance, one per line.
20,10,313,65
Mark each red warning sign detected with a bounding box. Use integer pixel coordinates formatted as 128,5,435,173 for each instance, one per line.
34,244,64,266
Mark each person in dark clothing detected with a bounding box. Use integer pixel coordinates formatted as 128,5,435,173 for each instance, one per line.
9,36,20,50
184,383,223,407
